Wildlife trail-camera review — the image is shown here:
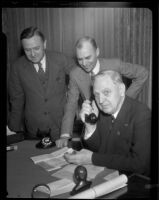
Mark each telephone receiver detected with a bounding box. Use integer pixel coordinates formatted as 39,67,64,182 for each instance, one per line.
83,86,98,125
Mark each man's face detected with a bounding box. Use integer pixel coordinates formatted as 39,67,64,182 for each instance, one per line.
76,42,99,73
22,35,46,64
93,76,124,115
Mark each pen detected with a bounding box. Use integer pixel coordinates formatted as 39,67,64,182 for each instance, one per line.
7,145,18,151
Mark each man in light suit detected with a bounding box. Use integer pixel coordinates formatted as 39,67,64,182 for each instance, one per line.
56,36,149,147
8,27,75,142
64,70,151,176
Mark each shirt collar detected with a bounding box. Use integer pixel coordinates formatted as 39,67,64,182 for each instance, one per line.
34,55,46,71
112,96,125,119
40,55,46,66
91,59,100,75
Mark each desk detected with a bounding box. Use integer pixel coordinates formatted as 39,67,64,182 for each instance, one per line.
7,140,152,198
7,140,59,198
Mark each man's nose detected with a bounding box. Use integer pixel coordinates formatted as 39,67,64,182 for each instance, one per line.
31,49,35,56
81,59,86,66
99,94,105,104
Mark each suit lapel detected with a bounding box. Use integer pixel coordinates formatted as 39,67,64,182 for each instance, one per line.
111,97,131,132
23,60,44,96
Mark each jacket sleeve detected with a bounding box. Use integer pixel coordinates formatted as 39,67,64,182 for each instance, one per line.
115,59,149,98
60,70,80,136
91,108,151,175
62,54,76,75
8,63,25,132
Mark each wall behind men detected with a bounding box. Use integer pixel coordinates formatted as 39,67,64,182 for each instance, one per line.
2,7,152,108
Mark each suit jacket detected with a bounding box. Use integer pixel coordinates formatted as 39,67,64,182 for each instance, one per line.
61,58,149,136
8,50,75,140
83,96,151,176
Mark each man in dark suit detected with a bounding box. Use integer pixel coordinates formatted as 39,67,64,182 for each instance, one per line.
64,70,151,176
8,27,75,142
57,36,149,147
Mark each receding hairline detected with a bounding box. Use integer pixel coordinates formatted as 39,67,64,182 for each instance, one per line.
75,36,98,50
93,70,123,85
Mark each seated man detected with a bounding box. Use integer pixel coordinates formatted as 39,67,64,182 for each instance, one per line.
64,70,151,176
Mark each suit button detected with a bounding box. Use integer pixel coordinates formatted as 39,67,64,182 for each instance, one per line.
44,112,47,115
44,98,48,102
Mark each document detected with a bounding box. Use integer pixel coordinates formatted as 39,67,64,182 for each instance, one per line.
31,147,74,171
52,164,105,181
47,178,75,197
68,174,128,199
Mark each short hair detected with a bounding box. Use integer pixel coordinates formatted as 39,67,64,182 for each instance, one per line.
75,36,98,50
93,70,123,85
20,26,45,42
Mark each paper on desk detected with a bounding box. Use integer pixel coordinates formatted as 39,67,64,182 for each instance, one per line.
36,157,68,171
31,147,74,171
69,174,128,199
47,178,75,197
31,147,73,164
52,164,104,181
6,126,16,136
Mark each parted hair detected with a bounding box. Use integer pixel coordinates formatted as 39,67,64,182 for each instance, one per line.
20,26,45,42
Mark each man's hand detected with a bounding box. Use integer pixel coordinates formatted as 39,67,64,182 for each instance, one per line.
64,149,93,165
55,137,69,148
79,100,99,133
80,100,99,122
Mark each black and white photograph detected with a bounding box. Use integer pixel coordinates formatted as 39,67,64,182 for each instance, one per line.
2,1,158,199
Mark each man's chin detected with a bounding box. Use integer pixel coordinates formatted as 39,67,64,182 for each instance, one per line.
102,107,112,114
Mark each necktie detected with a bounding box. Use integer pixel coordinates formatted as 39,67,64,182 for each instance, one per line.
90,72,95,81
111,115,115,124
109,115,115,133
37,62,45,75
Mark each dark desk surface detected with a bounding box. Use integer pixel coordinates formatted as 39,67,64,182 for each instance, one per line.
7,140,153,198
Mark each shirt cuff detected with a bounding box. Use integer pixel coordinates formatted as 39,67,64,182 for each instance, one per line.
60,133,70,138
84,125,96,140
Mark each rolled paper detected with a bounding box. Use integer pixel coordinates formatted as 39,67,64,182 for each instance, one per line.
69,174,128,199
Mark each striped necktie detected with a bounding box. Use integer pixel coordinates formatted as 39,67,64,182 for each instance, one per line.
37,62,45,74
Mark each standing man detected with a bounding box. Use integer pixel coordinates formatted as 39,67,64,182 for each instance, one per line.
56,36,149,147
64,70,151,176
8,26,75,142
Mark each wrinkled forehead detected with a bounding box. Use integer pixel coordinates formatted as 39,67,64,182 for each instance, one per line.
93,75,115,92
76,41,95,51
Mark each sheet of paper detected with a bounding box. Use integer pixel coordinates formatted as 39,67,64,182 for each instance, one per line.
52,164,104,180
47,178,75,197
69,174,128,199
103,170,119,181
36,157,68,171
6,126,16,136
31,147,73,164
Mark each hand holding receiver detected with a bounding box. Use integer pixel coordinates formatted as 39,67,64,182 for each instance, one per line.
79,100,99,133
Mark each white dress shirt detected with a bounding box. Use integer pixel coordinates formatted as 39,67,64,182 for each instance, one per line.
34,55,46,72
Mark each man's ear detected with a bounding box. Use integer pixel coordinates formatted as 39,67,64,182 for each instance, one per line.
119,83,126,97
96,47,100,57
44,40,47,49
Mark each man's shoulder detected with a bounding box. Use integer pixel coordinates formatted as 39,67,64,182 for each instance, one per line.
126,96,151,115
99,57,120,64
70,65,83,76
13,55,28,67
